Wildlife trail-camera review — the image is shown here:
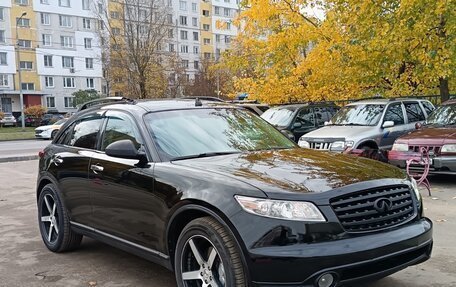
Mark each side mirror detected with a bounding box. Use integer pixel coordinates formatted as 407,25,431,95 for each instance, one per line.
415,122,422,130
382,121,395,128
293,122,302,129
105,139,148,165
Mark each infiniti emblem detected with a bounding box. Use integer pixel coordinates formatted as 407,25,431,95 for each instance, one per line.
373,198,393,213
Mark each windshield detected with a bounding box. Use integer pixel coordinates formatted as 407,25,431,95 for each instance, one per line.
145,108,295,161
427,104,456,125
260,106,297,126
330,104,385,126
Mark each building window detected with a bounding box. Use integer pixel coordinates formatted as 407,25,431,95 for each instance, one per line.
83,18,91,29
18,39,32,48
193,46,198,54
225,35,231,43
0,52,7,65
214,6,220,15
182,60,189,68
226,22,231,30
82,0,90,10
40,0,49,3
216,34,220,43
21,83,35,90
98,2,103,13
41,13,50,25
180,30,188,40
15,0,29,5
45,76,54,88
168,29,174,38
203,10,209,17
204,38,210,45
17,18,30,27
86,78,94,88
60,36,74,48
179,16,187,26
194,60,199,69
0,30,6,43
203,24,210,31
44,55,53,67
192,2,197,12
85,58,93,69
192,17,197,27
62,56,74,68
59,0,70,7
112,28,121,35
193,32,198,41
63,77,75,88
59,15,72,27
167,14,173,24
42,34,52,46
84,38,92,49
20,61,33,70
179,1,187,10
0,74,8,87
46,97,55,108
224,0,230,2
169,43,175,52
224,8,230,17
204,52,211,59
64,97,74,108
0,8,3,21
110,11,119,19
180,45,188,53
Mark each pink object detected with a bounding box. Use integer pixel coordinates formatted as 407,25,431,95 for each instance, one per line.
406,147,431,196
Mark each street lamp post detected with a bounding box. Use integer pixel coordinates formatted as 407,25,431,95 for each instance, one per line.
16,12,27,130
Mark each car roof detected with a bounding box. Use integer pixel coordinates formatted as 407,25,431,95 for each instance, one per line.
347,98,427,105
442,99,456,105
269,102,337,109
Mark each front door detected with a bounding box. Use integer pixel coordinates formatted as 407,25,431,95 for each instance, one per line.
380,103,407,149
89,110,161,249
1,98,12,113
291,107,316,141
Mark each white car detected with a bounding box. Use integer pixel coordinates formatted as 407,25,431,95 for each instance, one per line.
0,113,17,127
35,118,67,139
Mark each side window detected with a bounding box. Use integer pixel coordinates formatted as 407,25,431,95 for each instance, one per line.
404,102,426,123
295,108,315,127
422,101,435,115
68,117,103,149
55,123,74,145
384,103,405,125
314,107,330,126
101,111,143,151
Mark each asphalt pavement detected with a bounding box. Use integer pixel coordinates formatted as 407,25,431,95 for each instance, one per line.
0,139,51,163
0,161,455,287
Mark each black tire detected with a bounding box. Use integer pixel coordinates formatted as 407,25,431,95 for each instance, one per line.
37,184,82,252
175,217,247,287
51,130,58,139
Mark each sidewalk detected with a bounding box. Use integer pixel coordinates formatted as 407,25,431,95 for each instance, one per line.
0,139,50,163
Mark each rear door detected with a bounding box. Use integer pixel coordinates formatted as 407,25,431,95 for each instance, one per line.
89,110,161,249
46,112,104,226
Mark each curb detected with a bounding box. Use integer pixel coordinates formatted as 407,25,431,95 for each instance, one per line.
0,155,39,163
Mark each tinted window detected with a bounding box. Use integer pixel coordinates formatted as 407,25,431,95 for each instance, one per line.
422,101,435,115
146,108,295,160
314,107,332,126
384,103,404,125
101,112,142,151
404,102,425,123
68,117,103,149
56,122,75,145
295,108,315,127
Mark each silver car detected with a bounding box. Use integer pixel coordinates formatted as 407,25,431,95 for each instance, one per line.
298,98,435,152
0,113,17,127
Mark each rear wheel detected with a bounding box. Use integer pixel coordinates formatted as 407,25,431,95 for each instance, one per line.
38,184,82,252
175,217,247,287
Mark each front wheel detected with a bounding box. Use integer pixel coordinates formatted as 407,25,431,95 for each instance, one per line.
175,217,247,287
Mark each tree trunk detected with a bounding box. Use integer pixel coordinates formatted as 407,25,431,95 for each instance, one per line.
139,78,147,99
439,77,450,102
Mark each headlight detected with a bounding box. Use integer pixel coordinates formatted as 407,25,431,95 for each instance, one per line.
441,144,456,153
392,143,409,151
235,195,326,222
410,178,421,201
330,141,353,151
298,139,310,148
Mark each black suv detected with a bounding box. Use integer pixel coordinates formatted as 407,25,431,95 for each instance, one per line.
261,103,339,142
37,99,432,287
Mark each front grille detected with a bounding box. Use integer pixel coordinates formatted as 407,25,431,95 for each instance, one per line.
35,130,43,135
409,145,441,154
330,185,416,233
309,142,332,150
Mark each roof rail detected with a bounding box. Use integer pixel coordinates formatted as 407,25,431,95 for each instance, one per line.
226,100,259,104
181,96,225,102
77,97,135,112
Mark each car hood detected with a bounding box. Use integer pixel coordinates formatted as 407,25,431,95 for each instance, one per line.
172,148,405,194
397,126,456,145
301,125,376,141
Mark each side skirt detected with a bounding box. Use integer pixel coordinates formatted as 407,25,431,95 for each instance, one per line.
70,221,173,270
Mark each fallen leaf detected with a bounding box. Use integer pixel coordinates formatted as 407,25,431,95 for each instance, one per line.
88,282,97,287
436,219,447,222
452,196,456,200
431,197,439,200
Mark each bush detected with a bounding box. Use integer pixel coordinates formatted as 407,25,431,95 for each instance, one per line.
0,111,4,120
25,105,47,126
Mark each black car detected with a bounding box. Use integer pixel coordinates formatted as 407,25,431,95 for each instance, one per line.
40,113,64,126
37,99,432,287
261,103,340,142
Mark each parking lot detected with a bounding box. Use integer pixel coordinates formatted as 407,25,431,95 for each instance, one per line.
0,160,455,287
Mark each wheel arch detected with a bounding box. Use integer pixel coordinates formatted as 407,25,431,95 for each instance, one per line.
357,140,379,150
36,175,58,201
166,200,251,282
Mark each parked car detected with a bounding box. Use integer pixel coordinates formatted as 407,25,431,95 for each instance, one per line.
0,112,17,127
40,113,64,126
235,103,269,115
261,102,339,142
17,115,36,127
35,118,68,139
298,98,435,151
389,100,456,174
37,99,432,287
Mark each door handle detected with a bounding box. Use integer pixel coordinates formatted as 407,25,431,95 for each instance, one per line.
90,164,104,174
52,156,63,166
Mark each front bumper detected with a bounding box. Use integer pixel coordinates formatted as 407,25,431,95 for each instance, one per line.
389,151,456,174
246,218,432,286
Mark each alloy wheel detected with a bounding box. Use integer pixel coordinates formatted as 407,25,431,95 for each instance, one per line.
40,194,60,244
181,235,226,287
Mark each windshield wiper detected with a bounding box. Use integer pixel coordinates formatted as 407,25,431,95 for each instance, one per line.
171,151,240,161
343,123,367,126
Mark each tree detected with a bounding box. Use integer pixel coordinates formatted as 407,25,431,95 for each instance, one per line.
185,59,231,98
72,90,101,108
97,0,170,99
0,112,4,120
24,105,47,126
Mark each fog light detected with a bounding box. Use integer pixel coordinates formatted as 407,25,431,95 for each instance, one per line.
317,273,335,287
